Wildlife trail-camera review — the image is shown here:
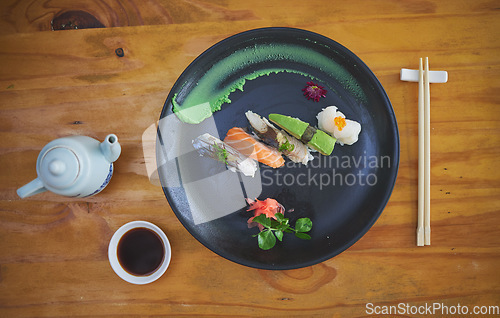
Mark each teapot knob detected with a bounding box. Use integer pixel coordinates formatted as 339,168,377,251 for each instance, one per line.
48,160,66,175
39,147,79,189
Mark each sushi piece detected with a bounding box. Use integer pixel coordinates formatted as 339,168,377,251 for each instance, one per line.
192,133,257,177
224,127,285,168
245,111,279,149
268,114,336,156
245,111,313,165
334,119,361,145
317,106,361,145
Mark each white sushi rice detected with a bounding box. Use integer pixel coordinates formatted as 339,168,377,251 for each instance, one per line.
316,106,361,146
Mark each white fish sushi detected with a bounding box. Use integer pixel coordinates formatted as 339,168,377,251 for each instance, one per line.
192,133,258,177
317,106,361,145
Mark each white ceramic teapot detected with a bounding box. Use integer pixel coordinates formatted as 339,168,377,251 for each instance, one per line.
17,134,121,198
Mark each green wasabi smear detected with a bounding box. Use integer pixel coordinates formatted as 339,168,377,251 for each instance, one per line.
172,43,365,124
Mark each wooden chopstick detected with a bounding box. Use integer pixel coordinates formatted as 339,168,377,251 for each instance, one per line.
424,57,431,246
417,57,431,247
417,58,425,246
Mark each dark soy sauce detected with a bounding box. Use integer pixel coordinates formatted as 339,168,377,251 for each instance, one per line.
117,228,165,276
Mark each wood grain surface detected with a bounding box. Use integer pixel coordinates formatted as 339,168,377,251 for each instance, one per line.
1,0,499,317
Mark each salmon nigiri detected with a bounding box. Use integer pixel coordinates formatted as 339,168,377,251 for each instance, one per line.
224,127,285,168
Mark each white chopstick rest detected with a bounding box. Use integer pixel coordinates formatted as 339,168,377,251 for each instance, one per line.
400,68,448,83
401,58,448,247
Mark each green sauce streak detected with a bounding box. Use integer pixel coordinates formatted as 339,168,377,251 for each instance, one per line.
172,43,365,124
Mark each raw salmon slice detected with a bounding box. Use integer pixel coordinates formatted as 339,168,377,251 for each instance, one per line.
224,127,284,168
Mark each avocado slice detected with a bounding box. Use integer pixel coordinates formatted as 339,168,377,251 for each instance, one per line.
308,129,336,155
269,113,336,156
268,114,309,139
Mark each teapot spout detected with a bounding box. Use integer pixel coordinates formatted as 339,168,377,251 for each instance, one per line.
17,178,46,198
100,134,121,163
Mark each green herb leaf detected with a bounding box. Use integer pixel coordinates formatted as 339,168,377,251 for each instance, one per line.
275,213,290,227
275,230,284,242
275,212,285,222
258,230,276,250
253,214,272,228
270,220,280,230
295,218,312,233
278,138,295,152
295,232,312,240
212,142,228,164
250,210,313,249
277,223,289,232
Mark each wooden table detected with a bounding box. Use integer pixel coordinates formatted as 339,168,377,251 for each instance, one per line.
1,1,499,316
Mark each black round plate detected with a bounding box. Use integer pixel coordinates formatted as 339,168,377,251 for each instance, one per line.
157,27,399,270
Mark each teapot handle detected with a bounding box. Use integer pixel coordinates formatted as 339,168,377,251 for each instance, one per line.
17,178,46,198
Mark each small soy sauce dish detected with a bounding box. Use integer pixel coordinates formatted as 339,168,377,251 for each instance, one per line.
108,221,171,284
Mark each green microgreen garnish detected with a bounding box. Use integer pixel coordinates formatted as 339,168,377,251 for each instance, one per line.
278,139,295,152
212,142,228,164
252,212,312,250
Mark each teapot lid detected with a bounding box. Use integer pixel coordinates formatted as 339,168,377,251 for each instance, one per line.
39,147,80,189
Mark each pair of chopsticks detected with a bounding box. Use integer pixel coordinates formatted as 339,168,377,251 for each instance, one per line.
401,57,447,246
417,57,431,246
